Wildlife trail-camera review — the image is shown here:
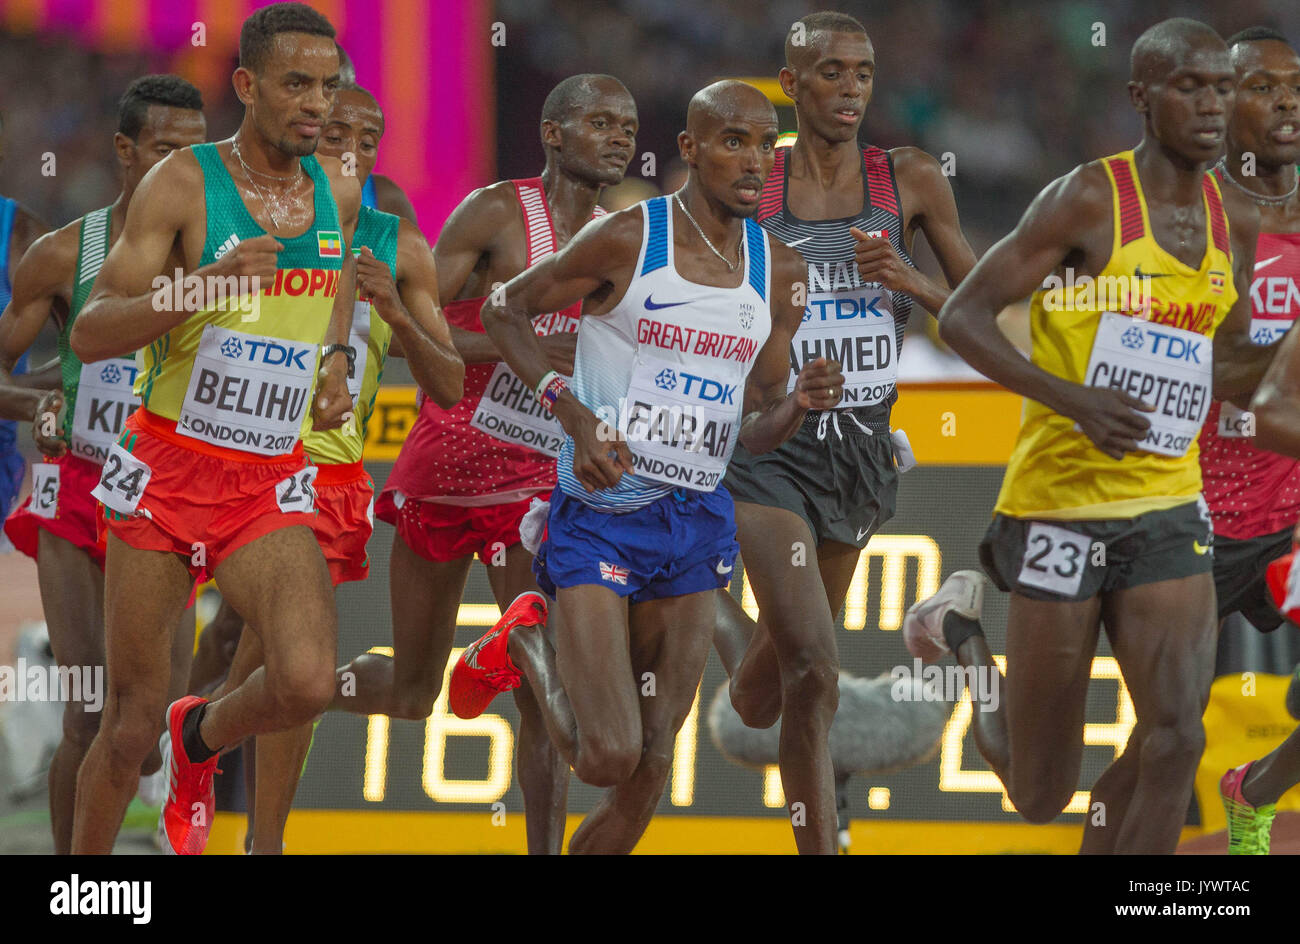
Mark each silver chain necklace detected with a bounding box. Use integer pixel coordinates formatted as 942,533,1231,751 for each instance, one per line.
674,193,742,272
1216,157,1299,207
232,139,302,230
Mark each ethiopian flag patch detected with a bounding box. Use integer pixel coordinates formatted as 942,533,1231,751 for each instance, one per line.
317,231,343,258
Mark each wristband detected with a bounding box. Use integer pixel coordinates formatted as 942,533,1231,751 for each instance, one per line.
321,343,357,378
537,372,568,412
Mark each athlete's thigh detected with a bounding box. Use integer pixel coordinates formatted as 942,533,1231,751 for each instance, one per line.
212,525,335,661
1004,592,1104,769
629,591,715,740
817,539,862,618
485,543,542,606
37,530,106,667
552,583,638,744
1102,573,1217,726
101,532,193,705
734,501,836,657
389,533,473,685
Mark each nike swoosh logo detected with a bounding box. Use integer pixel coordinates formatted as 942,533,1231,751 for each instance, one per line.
1255,254,1284,271
1134,265,1170,280
857,527,871,542
644,295,692,311
785,236,814,247
1193,541,1211,556
715,559,733,575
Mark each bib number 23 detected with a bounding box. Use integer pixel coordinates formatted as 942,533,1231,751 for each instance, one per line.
1017,522,1090,597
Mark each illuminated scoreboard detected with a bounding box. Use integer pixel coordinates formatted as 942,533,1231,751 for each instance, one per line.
283,386,1138,844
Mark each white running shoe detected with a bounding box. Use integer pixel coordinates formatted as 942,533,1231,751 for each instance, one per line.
902,570,984,664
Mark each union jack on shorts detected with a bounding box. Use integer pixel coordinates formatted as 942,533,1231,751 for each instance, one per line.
600,561,629,585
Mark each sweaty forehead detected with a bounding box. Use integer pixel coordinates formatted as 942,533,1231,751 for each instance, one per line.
1231,39,1300,77
330,93,383,129
688,85,776,135
794,29,873,70
142,105,206,141
269,33,340,74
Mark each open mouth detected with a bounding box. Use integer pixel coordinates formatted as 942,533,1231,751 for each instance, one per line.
1271,120,1300,144
1193,127,1223,145
735,183,761,203
834,108,860,124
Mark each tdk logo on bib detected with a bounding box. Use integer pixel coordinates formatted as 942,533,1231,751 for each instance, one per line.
804,294,890,323
1119,322,1204,363
99,362,135,385
218,336,312,370
652,368,735,404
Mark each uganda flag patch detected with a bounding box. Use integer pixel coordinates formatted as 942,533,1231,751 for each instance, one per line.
1209,270,1226,294
317,231,343,258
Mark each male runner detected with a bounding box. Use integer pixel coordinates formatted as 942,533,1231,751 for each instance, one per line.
1198,28,1300,642
1209,28,1300,856
712,11,979,854
452,80,843,854
0,76,206,853
222,84,463,853
332,74,636,854
334,43,416,223
68,1,360,855
902,19,1274,854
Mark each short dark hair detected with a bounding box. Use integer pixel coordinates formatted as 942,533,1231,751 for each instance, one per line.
335,42,357,87
118,74,203,141
786,11,868,67
239,2,336,74
1226,26,1294,49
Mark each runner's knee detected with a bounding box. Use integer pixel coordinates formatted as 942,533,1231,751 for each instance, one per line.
99,698,168,769
574,732,641,787
60,700,103,747
1139,719,1205,775
730,678,781,729
780,650,839,712
270,661,337,723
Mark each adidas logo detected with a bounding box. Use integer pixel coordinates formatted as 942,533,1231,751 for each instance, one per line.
214,233,241,260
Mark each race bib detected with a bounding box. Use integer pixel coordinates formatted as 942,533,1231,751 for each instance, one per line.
69,357,141,464
30,462,60,519
177,325,316,456
1217,400,1256,439
346,299,372,406
91,441,152,515
1249,317,1291,346
469,362,566,458
1082,310,1213,457
622,352,739,491
790,284,897,408
275,465,318,515
1017,522,1090,597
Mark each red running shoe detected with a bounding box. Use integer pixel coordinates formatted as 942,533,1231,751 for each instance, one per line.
449,591,547,719
162,696,220,855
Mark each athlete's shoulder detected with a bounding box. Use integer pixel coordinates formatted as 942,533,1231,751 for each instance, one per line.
455,179,524,222
317,153,362,218
1023,160,1113,227
17,218,81,281
572,199,644,249
370,173,417,223
8,203,52,259
887,145,944,182
766,230,806,280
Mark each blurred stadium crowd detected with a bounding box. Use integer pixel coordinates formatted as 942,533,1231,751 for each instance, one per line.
3,0,1299,375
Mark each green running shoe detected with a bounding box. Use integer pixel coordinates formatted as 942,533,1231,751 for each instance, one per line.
1220,762,1275,855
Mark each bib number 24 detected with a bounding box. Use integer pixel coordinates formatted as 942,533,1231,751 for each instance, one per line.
91,442,152,515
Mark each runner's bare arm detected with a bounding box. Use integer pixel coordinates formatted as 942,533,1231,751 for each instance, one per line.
939,165,1154,459
369,220,464,407
313,251,357,430
0,226,75,422
740,243,843,453
482,208,641,490
433,183,519,363
1213,186,1268,405
71,153,280,362
1251,318,1300,456
881,147,979,313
